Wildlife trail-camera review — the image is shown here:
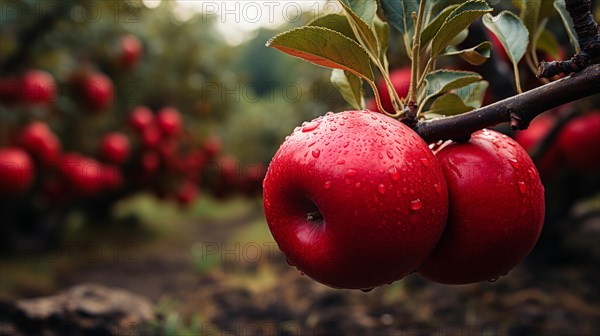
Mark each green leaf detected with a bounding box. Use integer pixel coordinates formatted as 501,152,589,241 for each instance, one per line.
554,0,580,53
520,0,542,49
430,0,493,59
374,17,390,67
426,93,474,116
380,0,419,55
338,0,380,56
426,0,467,23
535,29,560,60
308,14,357,43
266,26,374,82
420,4,460,51
443,41,492,66
331,69,365,110
339,0,377,25
450,29,470,47
454,80,489,108
423,70,483,105
482,11,529,66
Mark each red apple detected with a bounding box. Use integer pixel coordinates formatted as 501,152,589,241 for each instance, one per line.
142,151,160,172
557,112,600,172
81,72,114,110
176,180,198,206
514,113,563,177
0,148,35,196
156,107,182,136
18,121,61,166
100,132,130,165
129,106,154,131
263,110,448,290
119,34,142,68
489,33,510,64
21,70,57,104
141,125,162,148
376,67,411,114
203,135,222,158
101,164,123,190
418,129,545,284
60,153,104,196
239,162,266,196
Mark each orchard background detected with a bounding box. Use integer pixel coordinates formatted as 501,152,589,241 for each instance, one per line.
0,0,599,335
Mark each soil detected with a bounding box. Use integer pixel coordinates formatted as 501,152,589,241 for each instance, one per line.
1,200,598,336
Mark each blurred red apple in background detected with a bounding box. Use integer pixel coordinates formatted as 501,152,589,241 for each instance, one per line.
129,106,154,132
119,34,142,68
81,72,114,110
100,132,130,165
19,121,61,166
21,70,57,105
0,148,35,196
558,112,600,172
156,107,182,137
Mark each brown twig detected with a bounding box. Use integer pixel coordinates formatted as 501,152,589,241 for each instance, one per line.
538,0,599,78
414,64,600,143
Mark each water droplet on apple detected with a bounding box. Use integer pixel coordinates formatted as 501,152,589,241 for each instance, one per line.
337,159,345,165
346,169,358,177
326,112,334,116
528,168,537,179
378,184,386,194
434,183,442,194
355,182,361,189
386,150,394,159
361,287,374,292
312,149,321,158
518,181,527,194
308,141,316,147
388,166,401,182
302,121,320,132
378,153,384,160
410,199,423,211
330,126,337,131
508,159,519,169
286,258,294,266
488,277,499,283
324,181,332,189
420,158,429,167
343,142,350,148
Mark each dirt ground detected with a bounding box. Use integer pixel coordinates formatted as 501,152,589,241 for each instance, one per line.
1,196,598,336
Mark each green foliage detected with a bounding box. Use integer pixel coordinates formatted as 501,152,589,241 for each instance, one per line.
554,0,581,53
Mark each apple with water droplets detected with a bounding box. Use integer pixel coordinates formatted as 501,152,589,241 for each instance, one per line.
263,110,448,290
418,129,545,284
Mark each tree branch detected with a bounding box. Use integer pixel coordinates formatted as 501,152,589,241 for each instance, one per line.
538,0,599,78
414,64,600,143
